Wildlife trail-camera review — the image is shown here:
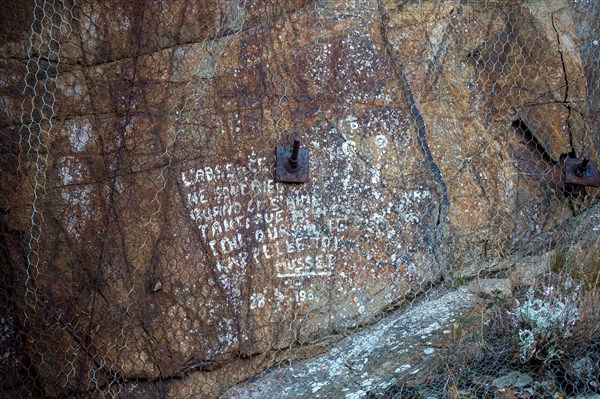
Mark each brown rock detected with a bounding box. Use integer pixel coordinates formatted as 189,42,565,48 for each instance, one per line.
0,0,598,397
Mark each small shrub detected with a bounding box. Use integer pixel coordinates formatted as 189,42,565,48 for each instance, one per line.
509,281,581,363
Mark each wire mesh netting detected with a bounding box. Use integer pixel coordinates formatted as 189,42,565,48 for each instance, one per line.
1,0,599,398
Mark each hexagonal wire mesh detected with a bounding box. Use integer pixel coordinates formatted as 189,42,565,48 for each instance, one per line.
0,0,599,398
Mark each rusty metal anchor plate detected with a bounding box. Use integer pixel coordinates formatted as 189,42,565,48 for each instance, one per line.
564,157,600,187
275,145,309,183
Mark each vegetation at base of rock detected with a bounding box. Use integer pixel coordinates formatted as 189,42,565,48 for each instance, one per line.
451,273,469,289
509,275,582,363
551,248,600,291
367,270,600,399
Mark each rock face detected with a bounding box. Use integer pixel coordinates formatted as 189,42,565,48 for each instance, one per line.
220,198,600,399
0,0,598,397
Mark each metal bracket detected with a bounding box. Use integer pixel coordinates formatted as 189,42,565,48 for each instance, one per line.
564,157,600,188
275,138,309,183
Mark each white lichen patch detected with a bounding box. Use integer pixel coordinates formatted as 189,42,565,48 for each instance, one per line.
394,364,411,373
68,120,92,153
58,156,92,237
59,156,84,186
0,96,12,116
56,73,85,102
311,381,327,393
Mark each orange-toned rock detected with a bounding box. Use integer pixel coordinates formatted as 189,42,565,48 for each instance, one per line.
0,0,598,397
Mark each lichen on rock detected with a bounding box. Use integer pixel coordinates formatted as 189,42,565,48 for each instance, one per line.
0,0,598,397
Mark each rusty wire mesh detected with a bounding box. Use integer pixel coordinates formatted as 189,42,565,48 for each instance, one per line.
1,0,599,398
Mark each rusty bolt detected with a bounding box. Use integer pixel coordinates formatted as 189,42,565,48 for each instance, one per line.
564,156,600,188
289,139,300,170
575,156,589,178
275,137,309,183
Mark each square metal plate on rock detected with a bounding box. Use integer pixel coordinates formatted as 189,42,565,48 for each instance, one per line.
275,139,309,183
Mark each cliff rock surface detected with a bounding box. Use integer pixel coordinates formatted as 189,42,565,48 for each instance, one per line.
0,0,598,397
